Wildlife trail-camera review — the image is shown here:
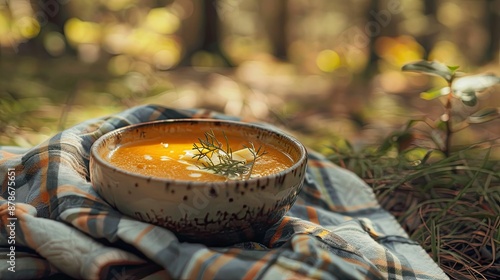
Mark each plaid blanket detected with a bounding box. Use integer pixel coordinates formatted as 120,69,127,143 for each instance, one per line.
0,105,448,279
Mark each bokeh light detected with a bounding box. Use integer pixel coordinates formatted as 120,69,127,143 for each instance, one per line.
64,18,102,45
43,31,66,56
316,50,341,73
375,36,425,68
437,1,463,28
15,16,40,39
428,40,464,67
145,8,180,35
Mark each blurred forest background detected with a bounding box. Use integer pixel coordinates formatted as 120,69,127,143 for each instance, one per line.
0,0,499,151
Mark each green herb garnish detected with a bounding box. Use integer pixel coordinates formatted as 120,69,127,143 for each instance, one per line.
191,130,267,180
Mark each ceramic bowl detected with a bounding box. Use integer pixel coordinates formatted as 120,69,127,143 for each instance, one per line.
89,119,307,246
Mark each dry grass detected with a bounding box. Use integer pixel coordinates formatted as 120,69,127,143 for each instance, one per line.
328,141,500,280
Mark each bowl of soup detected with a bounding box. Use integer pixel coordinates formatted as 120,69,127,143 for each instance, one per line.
90,119,307,246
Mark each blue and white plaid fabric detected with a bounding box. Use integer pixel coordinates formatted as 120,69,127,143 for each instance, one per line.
0,105,448,279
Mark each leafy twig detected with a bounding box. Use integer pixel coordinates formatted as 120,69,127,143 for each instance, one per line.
402,60,500,157
192,130,267,179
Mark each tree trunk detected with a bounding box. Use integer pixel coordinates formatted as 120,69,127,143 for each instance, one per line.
422,0,438,59
179,0,233,66
483,0,499,64
362,0,380,79
260,0,288,60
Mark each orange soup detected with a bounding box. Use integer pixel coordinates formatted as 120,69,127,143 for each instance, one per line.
108,133,294,181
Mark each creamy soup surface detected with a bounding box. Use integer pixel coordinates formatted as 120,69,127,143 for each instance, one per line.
108,134,294,181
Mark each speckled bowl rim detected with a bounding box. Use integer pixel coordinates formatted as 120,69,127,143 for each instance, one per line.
90,118,308,187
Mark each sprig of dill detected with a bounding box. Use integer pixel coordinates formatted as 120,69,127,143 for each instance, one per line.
192,130,267,179
243,142,266,177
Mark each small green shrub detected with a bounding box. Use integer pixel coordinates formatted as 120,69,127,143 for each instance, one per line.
401,60,500,157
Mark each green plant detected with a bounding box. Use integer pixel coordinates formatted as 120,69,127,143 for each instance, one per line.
401,60,500,157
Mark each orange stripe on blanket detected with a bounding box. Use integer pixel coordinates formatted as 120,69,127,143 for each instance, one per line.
184,250,215,279
342,254,374,272
0,204,17,223
1,204,38,250
0,203,33,218
57,185,102,201
75,212,90,233
305,206,320,224
269,216,291,247
133,224,155,244
242,250,275,280
310,188,323,200
72,212,109,234
0,151,19,160
201,253,234,279
58,208,106,233
28,151,50,207
40,191,50,204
